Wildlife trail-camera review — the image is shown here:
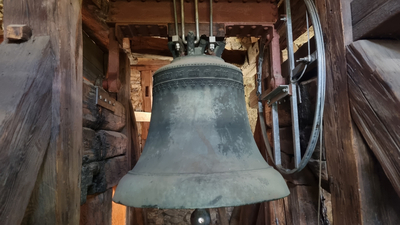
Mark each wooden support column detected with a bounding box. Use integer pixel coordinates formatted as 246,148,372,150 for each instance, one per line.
2,0,83,224
119,53,146,225
105,26,121,93
140,70,153,147
315,0,362,224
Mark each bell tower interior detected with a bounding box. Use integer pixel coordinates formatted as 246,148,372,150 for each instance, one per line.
1,0,400,225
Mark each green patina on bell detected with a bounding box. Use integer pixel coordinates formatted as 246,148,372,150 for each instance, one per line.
113,40,289,209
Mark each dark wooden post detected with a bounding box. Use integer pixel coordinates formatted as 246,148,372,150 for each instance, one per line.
315,0,363,224
2,0,83,224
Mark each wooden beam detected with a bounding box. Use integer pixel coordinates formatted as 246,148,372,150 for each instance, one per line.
106,26,121,93
141,70,153,142
351,0,400,40
131,36,171,56
117,52,146,225
0,37,53,225
277,0,307,50
315,0,363,224
109,1,278,24
132,58,171,66
82,0,109,50
350,120,400,224
347,40,400,197
80,189,113,225
134,112,151,122
6,24,32,41
3,0,83,224
82,80,127,131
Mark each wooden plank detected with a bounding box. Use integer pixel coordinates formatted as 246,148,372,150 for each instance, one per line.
83,127,98,163
135,111,152,122
80,189,113,225
347,40,400,197
83,33,105,84
82,0,109,50
106,26,121,93
286,185,319,225
117,52,145,225
105,155,129,189
83,79,102,129
217,208,229,225
0,37,53,225
83,79,127,131
3,0,83,223
132,58,172,66
315,0,363,224
109,1,278,24
100,99,127,131
277,0,307,50
6,24,32,41
141,70,153,141
131,36,171,56
350,120,400,224
351,0,400,40
96,130,128,159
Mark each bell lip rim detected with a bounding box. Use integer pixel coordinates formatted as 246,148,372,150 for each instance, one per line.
112,194,290,209
112,166,290,209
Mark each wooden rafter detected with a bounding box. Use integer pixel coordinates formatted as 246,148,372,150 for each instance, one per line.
108,1,278,24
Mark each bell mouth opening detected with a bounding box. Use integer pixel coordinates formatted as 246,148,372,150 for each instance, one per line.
113,167,289,209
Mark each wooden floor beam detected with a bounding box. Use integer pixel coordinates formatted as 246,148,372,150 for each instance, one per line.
109,1,278,24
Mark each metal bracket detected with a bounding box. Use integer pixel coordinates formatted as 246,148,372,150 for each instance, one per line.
96,86,116,112
260,85,291,106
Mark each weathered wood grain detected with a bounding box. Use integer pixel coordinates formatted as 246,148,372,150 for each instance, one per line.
351,120,400,224
83,79,127,131
96,130,128,159
81,161,101,204
286,184,319,225
3,0,83,223
83,79,103,128
315,0,363,224
82,0,109,51
141,70,153,142
83,128,128,163
0,37,53,225
80,189,113,225
351,0,400,40
83,33,106,85
347,40,400,197
277,0,307,50
105,155,129,189
117,53,145,225
6,24,31,41
83,127,98,163
100,100,126,131
109,1,278,24
106,26,121,93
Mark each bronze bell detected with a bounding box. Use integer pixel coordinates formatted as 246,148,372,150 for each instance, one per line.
113,54,289,209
